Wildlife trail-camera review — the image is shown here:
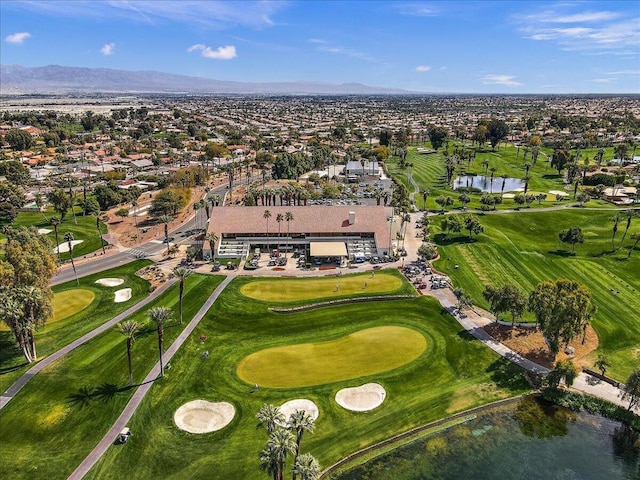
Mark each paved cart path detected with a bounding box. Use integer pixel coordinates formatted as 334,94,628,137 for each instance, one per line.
0,279,177,410
68,276,232,480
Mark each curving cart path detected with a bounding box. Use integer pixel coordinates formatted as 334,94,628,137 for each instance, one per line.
68,276,232,480
0,279,177,410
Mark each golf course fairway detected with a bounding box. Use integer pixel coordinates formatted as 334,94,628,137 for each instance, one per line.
237,326,426,387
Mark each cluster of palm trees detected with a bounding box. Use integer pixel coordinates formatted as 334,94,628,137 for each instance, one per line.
245,184,310,207
610,210,640,258
117,265,194,386
262,210,295,256
256,404,319,480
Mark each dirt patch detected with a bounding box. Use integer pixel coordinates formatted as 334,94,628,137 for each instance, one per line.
136,265,168,290
483,323,599,369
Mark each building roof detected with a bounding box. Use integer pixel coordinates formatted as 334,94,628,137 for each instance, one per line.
310,241,347,257
208,205,390,248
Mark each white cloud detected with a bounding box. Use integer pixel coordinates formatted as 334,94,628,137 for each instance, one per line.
415,65,431,72
316,45,376,63
101,42,116,55
604,70,640,75
308,38,327,44
481,75,522,87
395,2,440,17
5,32,31,44
593,78,615,83
188,44,237,60
513,6,640,55
6,1,288,29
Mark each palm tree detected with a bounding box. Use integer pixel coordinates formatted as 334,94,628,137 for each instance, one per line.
147,306,172,377
64,232,79,285
619,209,636,248
160,214,173,255
489,167,497,194
21,285,46,361
264,210,272,252
95,213,106,255
256,404,285,434
118,320,141,386
204,232,219,262
627,233,640,259
259,444,279,480
611,215,620,251
287,410,315,479
50,216,61,261
276,214,284,250
0,291,32,363
421,188,430,211
172,267,193,324
285,211,294,259
34,193,48,222
269,428,296,480
131,200,139,239
292,453,320,480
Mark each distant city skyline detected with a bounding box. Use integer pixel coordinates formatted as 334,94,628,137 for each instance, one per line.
1,0,639,94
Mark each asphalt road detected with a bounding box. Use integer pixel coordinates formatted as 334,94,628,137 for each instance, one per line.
51,178,248,286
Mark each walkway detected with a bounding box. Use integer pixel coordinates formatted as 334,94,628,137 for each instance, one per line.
68,276,233,480
425,282,638,413
0,279,177,410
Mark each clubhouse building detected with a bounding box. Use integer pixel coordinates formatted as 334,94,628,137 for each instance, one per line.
204,206,392,262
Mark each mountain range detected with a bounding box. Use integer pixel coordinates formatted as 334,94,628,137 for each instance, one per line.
0,65,409,95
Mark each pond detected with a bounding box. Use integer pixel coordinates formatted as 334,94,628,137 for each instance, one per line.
453,175,524,193
334,397,639,480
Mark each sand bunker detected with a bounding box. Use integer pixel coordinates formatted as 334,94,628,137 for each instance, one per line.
174,400,235,434
53,240,84,254
95,278,125,287
549,190,569,197
335,383,386,412
114,288,132,303
502,193,516,199
279,399,319,424
38,228,52,234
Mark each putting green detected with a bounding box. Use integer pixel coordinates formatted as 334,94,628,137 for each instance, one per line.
237,326,426,388
0,289,95,331
239,272,404,302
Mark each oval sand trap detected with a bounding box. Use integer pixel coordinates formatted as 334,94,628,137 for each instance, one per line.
53,239,84,254
114,288,132,303
336,383,386,412
38,228,52,234
174,400,235,434
279,399,319,424
95,278,125,287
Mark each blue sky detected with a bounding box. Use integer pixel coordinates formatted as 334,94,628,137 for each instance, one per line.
1,0,639,93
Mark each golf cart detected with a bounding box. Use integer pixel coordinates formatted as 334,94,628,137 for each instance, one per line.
118,427,131,444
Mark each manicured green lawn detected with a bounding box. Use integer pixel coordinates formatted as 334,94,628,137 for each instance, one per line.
0,274,224,480
0,260,152,394
386,144,607,212
3,208,107,261
86,277,529,480
432,209,640,380
239,270,409,303
237,326,426,387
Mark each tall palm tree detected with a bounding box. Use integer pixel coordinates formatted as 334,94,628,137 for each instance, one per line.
172,266,193,324
118,320,141,386
21,286,47,361
50,216,61,261
287,410,315,479
34,193,48,222
259,443,280,480
627,233,640,259
0,290,32,363
611,215,620,251
204,232,219,262
284,211,294,259
619,209,636,248
276,213,284,250
131,200,139,239
95,213,106,255
264,210,272,252
268,428,296,480
147,306,172,377
292,453,320,480
160,214,173,255
64,232,79,286
256,404,285,435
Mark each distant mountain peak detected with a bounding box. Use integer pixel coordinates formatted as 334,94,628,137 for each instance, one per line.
0,64,409,95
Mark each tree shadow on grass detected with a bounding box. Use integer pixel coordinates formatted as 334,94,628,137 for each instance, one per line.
433,233,478,246
547,249,576,258
486,357,531,391
67,382,132,409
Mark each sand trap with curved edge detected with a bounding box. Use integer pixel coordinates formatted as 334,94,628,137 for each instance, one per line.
174,400,235,434
53,240,84,254
279,399,319,424
335,383,386,412
114,288,132,303
95,278,125,287
38,228,52,234
549,190,569,197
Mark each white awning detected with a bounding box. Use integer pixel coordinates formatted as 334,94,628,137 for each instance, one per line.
310,242,347,257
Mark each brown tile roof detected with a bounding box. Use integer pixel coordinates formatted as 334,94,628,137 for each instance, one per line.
208,205,390,247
